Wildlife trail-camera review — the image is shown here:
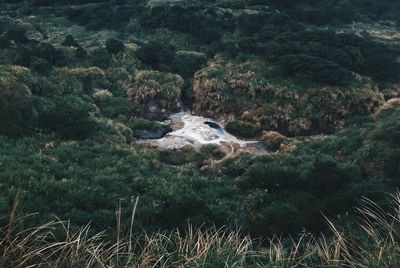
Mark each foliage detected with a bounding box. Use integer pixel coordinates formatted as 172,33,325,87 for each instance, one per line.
193,58,384,136
137,41,176,70
105,38,124,54
226,120,261,139
3,192,400,267
61,34,79,47
0,1,400,259
37,95,98,140
275,54,355,86
56,67,106,92
0,66,34,136
173,50,207,77
127,70,184,111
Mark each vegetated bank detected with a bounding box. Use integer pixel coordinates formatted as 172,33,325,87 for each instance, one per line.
0,0,399,249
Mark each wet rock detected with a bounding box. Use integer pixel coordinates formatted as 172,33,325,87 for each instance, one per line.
133,125,172,139
204,121,222,129
169,116,185,131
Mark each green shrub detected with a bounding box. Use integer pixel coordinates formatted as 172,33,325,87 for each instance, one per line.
97,96,137,118
57,67,106,92
226,120,261,139
0,36,11,49
61,35,79,47
30,57,52,74
75,46,87,58
32,43,66,67
158,147,203,166
105,38,124,54
127,70,183,111
385,149,400,185
199,144,225,160
90,48,110,68
276,54,355,86
37,95,97,140
5,28,29,43
261,131,290,151
173,50,207,77
369,105,400,146
0,75,34,136
137,42,176,70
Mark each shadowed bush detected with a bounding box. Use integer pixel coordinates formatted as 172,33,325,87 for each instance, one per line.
105,38,124,54
37,95,97,140
0,66,35,136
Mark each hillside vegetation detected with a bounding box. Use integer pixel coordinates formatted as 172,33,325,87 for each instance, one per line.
2,193,400,267
0,0,399,266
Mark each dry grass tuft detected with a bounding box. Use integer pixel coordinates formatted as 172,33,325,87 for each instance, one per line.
1,193,400,267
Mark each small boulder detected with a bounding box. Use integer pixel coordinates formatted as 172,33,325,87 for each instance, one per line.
133,125,172,139
204,121,221,129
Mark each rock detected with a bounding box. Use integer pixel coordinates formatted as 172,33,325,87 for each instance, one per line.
261,131,290,152
204,121,222,129
133,125,172,139
170,118,184,131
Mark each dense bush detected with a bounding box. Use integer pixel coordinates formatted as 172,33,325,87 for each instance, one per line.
193,58,383,136
127,70,184,111
137,42,176,70
30,56,52,74
96,96,137,118
275,54,355,86
61,35,79,47
105,38,124,54
37,95,97,140
32,43,66,67
1,0,400,248
226,120,261,139
173,50,207,77
57,67,106,92
4,28,29,43
0,105,393,237
0,70,34,136
89,48,111,68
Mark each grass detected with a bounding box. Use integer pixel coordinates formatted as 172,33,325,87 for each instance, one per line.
2,193,400,267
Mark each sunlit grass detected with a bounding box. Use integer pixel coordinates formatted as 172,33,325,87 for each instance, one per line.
2,193,400,267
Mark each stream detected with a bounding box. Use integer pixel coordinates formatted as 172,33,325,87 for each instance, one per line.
139,112,267,154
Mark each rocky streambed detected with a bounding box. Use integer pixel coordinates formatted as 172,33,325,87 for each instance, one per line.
138,112,267,154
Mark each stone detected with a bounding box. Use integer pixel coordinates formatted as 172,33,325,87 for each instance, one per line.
204,121,222,129
133,125,172,139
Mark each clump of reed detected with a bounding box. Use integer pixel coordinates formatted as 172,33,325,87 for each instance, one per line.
1,193,400,267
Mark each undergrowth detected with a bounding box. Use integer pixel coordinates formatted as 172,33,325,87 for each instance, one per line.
1,193,400,267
